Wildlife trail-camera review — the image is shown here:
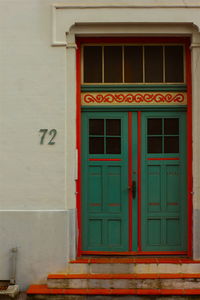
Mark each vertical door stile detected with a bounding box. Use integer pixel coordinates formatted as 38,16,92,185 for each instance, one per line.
137,111,142,252
128,112,133,251
162,164,167,247
102,165,107,246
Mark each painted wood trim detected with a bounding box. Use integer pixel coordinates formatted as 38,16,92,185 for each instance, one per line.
76,41,82,257
128,112,133,251
77,37,190,45
82,106,187,112
137,112,142,251
54,4,200,9
131,112,138,251
185,41,193,258
88,158,121,161
80,251,188,256
81,92,187,106
48,273,200,279
147,158,180,161
82,84,187,92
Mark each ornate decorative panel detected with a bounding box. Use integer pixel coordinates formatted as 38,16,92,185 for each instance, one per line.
81,92,187,106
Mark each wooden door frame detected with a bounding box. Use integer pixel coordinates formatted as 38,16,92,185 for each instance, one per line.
75,37,192,257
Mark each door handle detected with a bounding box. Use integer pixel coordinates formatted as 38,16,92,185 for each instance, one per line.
132,180,136,199
128,181,136,199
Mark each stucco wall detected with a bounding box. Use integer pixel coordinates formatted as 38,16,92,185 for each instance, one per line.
0,211,68,290
0,0,68,210
0,0,77,291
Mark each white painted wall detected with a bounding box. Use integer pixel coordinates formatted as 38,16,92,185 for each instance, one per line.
0,0,69,210
0,0,77,291
1,0,200,291
0,211,69,290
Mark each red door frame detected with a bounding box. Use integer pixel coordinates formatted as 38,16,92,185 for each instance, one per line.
75,37,192,257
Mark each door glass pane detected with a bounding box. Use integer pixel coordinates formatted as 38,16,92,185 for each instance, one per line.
124,46,143,82
148,118,162,135
89,137,104,154
84,46,102,83
165,46,184,83
89,119,104,135
104,46,122,83
148,137,162,153
164,137,179,153
106,119,121,136
106,137,121,154
164,118,179,135
145,46,163,82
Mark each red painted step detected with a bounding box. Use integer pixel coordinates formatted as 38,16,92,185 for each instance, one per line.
27,285,200,295
47,273,200,279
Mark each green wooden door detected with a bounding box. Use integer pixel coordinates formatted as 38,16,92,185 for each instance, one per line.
82,112,130,251
81,111,187,252
141,112,187,251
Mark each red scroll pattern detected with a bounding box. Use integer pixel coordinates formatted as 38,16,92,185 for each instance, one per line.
83,93,185,104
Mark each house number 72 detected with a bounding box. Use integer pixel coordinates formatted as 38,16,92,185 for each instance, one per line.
39,129,57,145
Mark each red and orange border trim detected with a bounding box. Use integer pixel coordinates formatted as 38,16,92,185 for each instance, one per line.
75,37,192,258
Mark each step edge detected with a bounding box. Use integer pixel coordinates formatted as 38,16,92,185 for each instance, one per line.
70,259,200,264
48,273,200,280
27,285,200,295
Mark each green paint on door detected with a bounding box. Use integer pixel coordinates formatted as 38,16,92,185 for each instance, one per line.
82,112,130,251
141,112,187,251
81,111,187,252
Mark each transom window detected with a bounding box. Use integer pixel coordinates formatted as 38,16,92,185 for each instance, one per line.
83,45,184,84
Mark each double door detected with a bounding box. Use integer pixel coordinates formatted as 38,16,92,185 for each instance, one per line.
81,111,187,253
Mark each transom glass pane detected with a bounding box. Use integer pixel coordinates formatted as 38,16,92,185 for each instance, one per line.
124,46,143,82
145,46,163,82
104,46,122,83
84,46,102,83
165,46,184,83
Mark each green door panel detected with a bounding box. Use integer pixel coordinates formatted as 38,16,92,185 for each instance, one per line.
141,112,187,251
82,112,130,251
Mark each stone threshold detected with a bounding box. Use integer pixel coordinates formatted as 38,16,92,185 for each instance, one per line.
71,258,200,264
